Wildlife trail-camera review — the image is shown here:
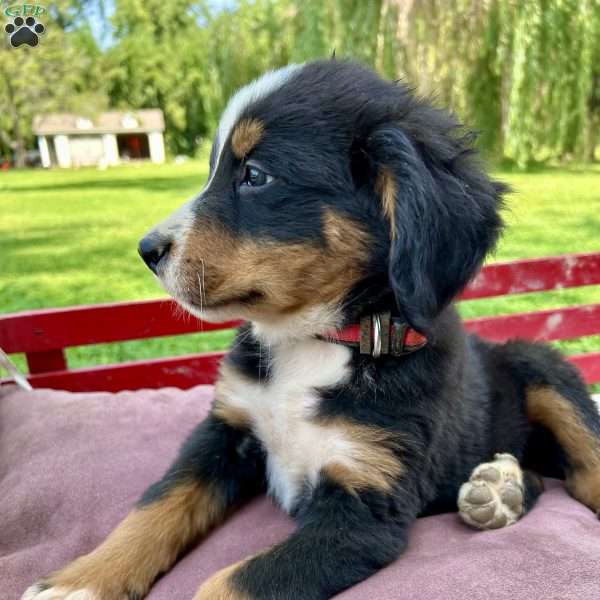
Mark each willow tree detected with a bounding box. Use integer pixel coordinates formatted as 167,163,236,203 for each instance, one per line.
385,0,600,166
278,0,600,167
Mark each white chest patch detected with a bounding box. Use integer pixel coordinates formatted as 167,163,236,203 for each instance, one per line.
218,338,353,512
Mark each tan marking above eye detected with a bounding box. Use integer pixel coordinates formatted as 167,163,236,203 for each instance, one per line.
376,166,398,239
231,118,265,159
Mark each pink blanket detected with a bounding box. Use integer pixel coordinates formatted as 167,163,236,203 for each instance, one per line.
1,385,599,599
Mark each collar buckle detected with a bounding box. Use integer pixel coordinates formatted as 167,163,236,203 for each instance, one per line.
319,311,427,358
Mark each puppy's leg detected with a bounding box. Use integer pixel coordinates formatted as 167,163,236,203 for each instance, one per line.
458,453,544,530
494,341,600,516
23,413,265,600
193,474,418,600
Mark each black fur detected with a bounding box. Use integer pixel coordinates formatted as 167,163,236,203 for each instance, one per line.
138,414,266,508
132,60,600,599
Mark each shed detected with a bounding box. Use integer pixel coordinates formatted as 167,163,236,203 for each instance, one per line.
33,110,166,168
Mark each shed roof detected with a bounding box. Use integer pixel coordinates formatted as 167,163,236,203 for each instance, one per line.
33,110,165,135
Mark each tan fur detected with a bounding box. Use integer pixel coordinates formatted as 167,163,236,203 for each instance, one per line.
321,419,404,494
527,386,600,512
212,386,251,429
214,367,252,429
179,209,369,318
213,398,252,430
376,167,397,239
194,560,250,600
43,482,225,598
231,118,264,159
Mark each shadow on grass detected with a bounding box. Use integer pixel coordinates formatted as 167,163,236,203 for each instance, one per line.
4,174,205,194
495,159,600,175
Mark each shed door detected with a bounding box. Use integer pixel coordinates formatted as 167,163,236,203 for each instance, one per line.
69,136,105,167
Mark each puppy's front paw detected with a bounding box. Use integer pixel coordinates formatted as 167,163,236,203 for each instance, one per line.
22,583,100,600
458,453,524,530
22,554,141,600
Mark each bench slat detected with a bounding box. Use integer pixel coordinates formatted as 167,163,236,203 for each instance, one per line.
569,353,600,385
0,300,239,354
464,304,600,342
1,252,599,354
7,352,227,392
3,350,597,392
462,252,600,300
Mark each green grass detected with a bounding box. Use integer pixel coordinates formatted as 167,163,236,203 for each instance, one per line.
1,159,599,384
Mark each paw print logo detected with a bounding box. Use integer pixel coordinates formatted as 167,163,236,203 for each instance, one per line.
5,16,45,48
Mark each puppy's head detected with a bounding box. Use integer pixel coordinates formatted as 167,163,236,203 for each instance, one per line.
139,60,505,340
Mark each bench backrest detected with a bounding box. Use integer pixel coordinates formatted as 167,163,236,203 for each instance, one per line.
1,252,599,391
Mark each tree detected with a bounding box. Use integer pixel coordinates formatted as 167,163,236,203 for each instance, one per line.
106,0,294,155
0,1,108,165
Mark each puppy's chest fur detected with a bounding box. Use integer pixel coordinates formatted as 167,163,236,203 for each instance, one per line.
216,338,354,512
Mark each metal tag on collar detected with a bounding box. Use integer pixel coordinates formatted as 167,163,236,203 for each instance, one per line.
360,311,391,357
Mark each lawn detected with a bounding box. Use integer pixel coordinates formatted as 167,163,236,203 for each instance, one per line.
1,158,599,379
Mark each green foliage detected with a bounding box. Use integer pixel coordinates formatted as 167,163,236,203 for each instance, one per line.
1,0,599,166
380,0,600,167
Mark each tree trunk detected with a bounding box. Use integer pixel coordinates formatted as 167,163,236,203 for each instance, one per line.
13,137,26,168
584,124,598,163
0,66,26,167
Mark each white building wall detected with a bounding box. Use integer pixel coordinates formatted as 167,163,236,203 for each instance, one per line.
37,136,51,168
54,135,71,168
148,131,165,163
102,133,119,166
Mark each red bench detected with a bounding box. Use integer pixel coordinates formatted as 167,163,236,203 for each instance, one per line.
1,252,599,391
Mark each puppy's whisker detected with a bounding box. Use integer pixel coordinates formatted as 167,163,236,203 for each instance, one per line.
199,259,207,310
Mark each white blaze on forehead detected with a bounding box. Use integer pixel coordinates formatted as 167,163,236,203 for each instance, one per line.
203,64,305,191
215,63,304,158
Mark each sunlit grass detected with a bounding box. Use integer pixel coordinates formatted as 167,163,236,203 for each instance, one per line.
1,159,598,386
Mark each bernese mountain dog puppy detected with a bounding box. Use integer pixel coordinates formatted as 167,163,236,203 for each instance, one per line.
25,60,600,600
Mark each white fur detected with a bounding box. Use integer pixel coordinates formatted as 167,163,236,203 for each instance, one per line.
218,337,354,512
251,304,343,345
22,586,97,600
151,197,195,241
22,586,44,600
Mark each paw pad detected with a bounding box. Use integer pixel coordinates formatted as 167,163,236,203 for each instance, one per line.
458,454,524,530
5,16,45,48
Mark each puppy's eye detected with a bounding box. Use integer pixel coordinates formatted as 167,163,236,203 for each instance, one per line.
241,165,273,188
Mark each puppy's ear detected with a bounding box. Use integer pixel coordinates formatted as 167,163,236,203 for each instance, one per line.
365,124,505,333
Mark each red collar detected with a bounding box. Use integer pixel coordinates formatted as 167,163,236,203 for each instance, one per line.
318,312,427,358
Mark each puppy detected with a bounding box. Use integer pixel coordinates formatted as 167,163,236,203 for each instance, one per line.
24,60,600,600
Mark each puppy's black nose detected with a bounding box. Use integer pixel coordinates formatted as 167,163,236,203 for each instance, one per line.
138,234,171,274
